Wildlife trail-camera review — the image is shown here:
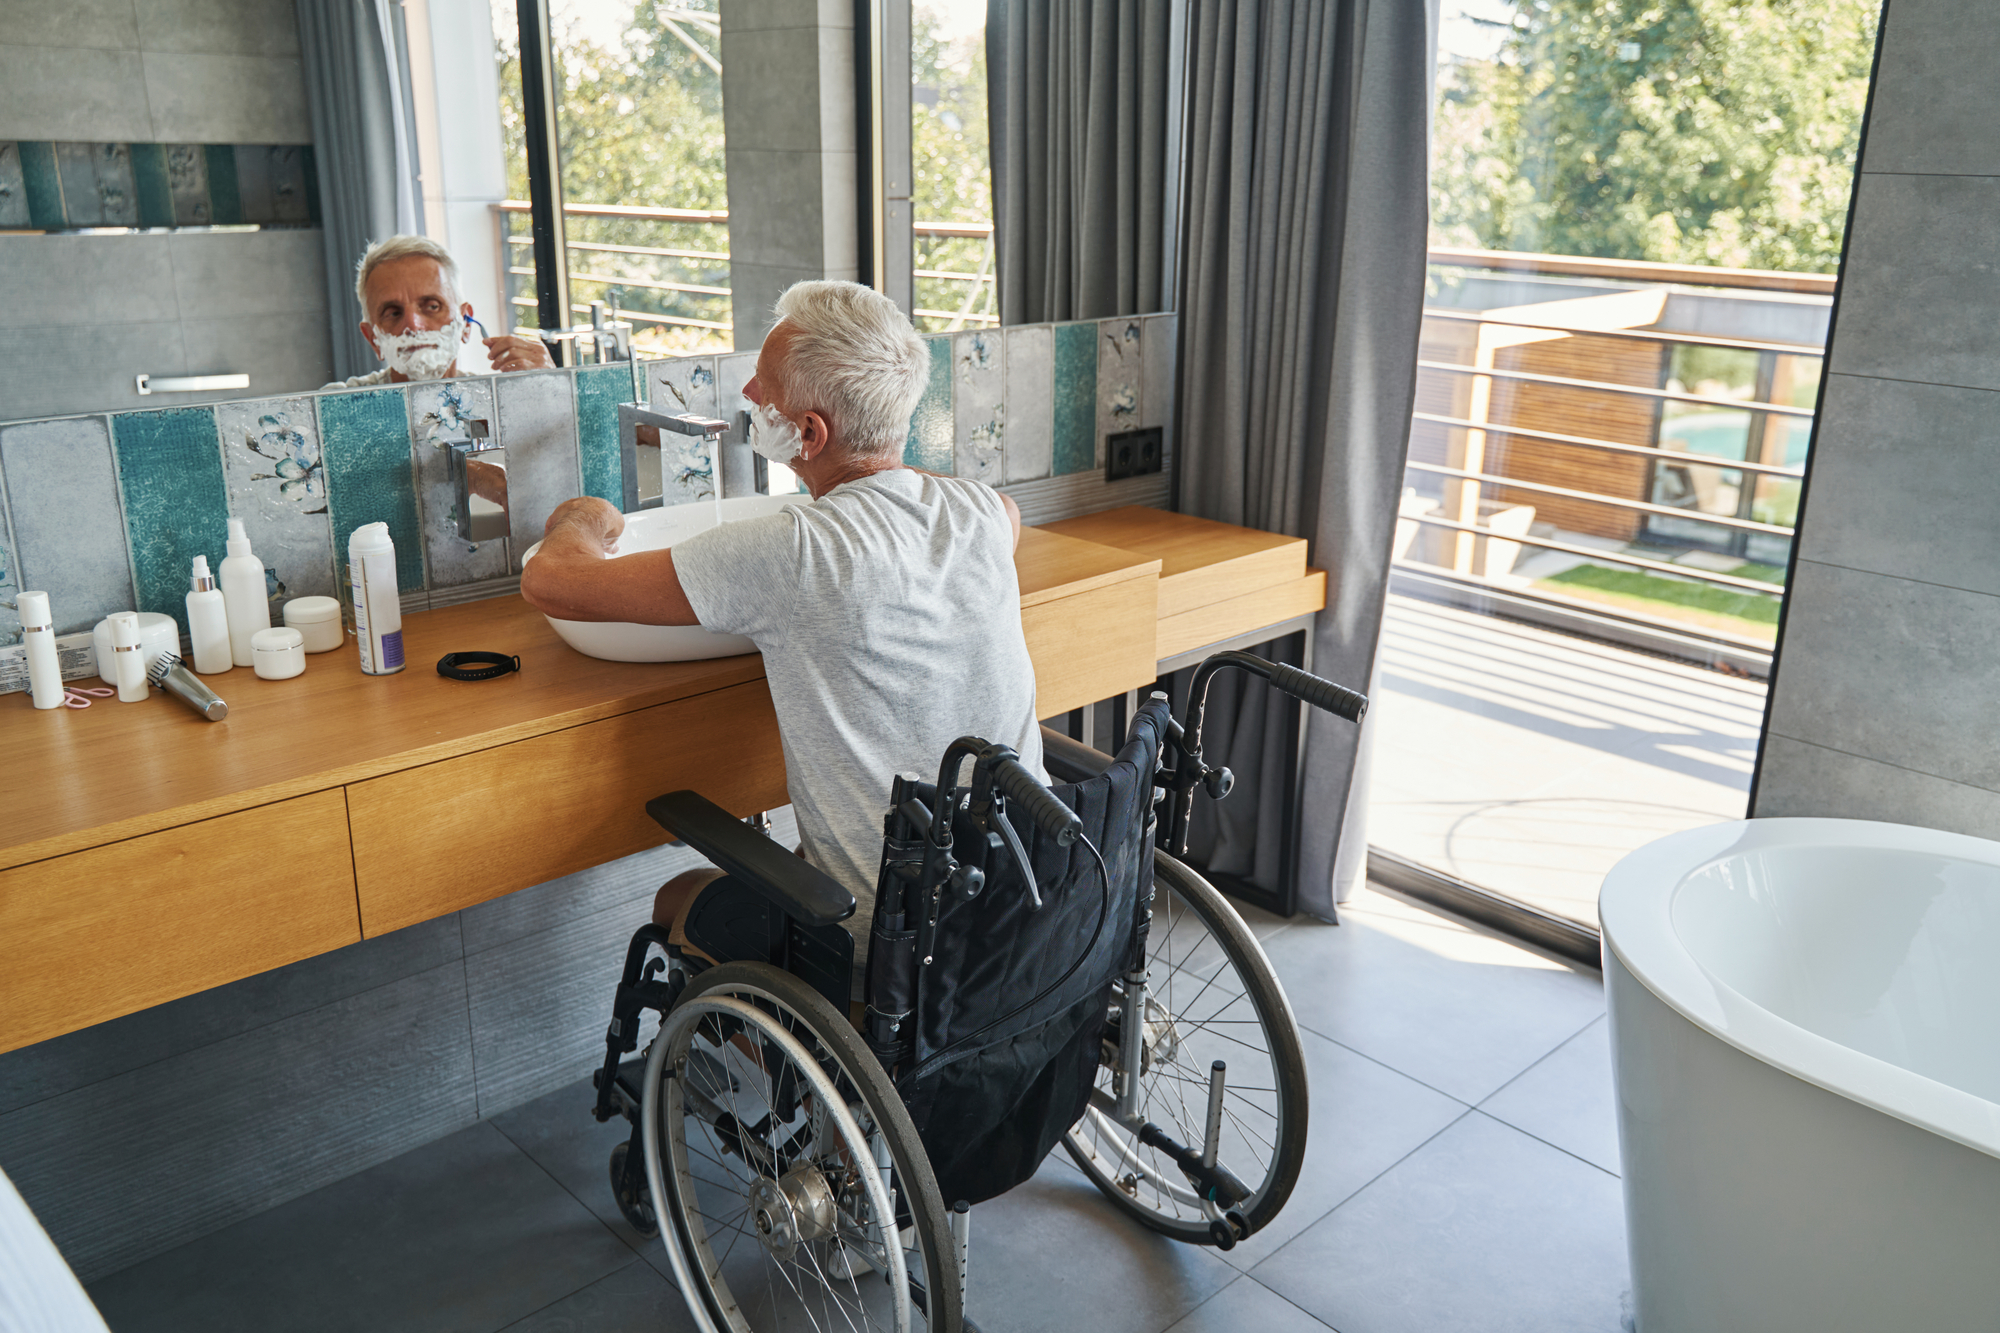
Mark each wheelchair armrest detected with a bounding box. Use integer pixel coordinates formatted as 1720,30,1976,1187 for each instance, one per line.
1040,724,1113,784
645,791,856,928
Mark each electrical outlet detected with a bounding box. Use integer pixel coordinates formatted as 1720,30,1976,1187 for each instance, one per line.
1105,427,1164,482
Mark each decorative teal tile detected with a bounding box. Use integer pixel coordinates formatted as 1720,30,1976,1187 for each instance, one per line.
574,364,631,507
111,408,231,634
319,388,425,594
1003,325,1053,482
497,370,581,573
216,397,337,603
203,144,240,225
129,143,173,228
408,378,506,588
952,330,1004,483
1051,322,1099,475
0,415,136,637
1097,318,1143,466
905,335,954,472
18,141,63,230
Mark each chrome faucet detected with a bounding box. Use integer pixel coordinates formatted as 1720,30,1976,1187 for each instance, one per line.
440,417,509,542
620,404,729,511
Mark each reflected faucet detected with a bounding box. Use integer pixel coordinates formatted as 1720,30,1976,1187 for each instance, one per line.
441,417,510,542
620,405,729,511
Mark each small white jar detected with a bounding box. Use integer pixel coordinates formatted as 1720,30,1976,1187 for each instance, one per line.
283,596,346,653
251,626,307,680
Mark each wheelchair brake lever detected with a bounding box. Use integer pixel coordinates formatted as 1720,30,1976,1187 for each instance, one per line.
991,796,1042,910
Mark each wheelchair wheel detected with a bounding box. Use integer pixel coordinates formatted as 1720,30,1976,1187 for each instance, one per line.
1064,848,1308,1245
641,961,962,1333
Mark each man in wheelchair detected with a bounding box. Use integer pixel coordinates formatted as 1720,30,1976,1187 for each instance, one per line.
523,281,1368,1332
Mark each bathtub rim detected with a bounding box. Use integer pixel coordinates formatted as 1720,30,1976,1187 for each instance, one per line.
1600,816,2000,1161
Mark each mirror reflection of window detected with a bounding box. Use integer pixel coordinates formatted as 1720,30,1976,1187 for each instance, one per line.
911,2,995,333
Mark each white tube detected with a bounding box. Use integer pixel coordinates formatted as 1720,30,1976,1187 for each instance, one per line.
17,591,63,710
109,611,149,703
348,522,405,675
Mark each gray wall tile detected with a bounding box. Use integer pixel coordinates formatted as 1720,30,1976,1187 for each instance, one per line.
141,52,310,144
1003,324,1054,482
1143,312,1177,459
1828,173,2000,392
0,916,462,1117
181,313,337,402
0,322,190,422
1755,734,2000,838
497,370,580,573
721,150,833,268
134,0,303,57
216,395,338,601
0,46,153,142
1796,374,2000,595
724,260,825,351
717,26,825,154
1765,560,2000,793
407,377,508,588
0,415,137,634
168,229,328,319
1858,0,2000,177
0,961,478,1281
723,0,854,30
0,3,141,49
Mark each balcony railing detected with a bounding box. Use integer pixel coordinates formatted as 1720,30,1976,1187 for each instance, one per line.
1401,248,1829,660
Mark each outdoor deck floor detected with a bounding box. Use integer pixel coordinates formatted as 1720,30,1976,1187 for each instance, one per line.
1366,594,1767,926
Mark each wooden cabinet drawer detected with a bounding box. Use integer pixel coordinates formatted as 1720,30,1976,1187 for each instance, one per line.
1156,570,1328,663
0,789,360,1054
347,680,788,936
1023,575,1162,718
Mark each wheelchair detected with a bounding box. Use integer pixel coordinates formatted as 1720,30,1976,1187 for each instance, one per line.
589,650,1367,1332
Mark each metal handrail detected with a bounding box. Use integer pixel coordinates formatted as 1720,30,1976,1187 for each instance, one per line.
498,199,726,223
1412,412,1803,480
1427,245,1838,296
507,295,731,332
1420,307,1824,358
1405,461,1794,536
1401,513,1785,594
507,235,731,263
1418,359,1817,417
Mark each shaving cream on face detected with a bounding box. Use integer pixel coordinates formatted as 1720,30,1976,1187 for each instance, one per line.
373,320,463,381
747,401,804,465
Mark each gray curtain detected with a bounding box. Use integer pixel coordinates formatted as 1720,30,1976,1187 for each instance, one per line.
1175,0,1433,917
297,0,422,382
987,0,1177,323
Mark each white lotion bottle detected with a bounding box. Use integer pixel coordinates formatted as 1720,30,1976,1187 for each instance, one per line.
219,517,270,667
109,611,149,703
348,522,405,675
186,555,232,675
17,590,64,710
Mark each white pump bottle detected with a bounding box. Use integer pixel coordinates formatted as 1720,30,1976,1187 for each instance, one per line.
219,517,270,666
186,555,233,674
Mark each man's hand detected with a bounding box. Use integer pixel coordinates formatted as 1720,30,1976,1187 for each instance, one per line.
520,495,700,626
543,496,625,554
485,334,554,374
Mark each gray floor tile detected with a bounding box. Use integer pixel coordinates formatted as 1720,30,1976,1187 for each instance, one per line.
87,1121,632,1333
1162,1276,1333,1333
488,1073,670,1276
1220,1028,1467,1271
966,1153,1238,1333
496,1260,696,1332
1250,1112,1629,1333
1262,893,1604,1104
1479,1017,1620,1175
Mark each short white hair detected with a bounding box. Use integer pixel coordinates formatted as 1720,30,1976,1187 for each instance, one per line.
770,281,929,459
355,234,462,314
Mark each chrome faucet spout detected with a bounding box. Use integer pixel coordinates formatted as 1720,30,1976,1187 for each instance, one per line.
620,404,729,511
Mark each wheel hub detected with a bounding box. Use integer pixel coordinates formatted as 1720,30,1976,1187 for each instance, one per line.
749,1165,838,1261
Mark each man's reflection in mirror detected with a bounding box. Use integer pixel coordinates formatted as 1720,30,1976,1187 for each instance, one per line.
325,234,554,389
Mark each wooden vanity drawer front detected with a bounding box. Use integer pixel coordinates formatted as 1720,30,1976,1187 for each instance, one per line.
0,789,361,1055
347,680,788,936
1023,575,1161,718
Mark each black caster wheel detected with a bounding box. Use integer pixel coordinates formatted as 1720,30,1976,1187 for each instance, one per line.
609,1140,659,1238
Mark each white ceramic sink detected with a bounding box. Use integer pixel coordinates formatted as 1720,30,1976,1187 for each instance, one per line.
523,493,808,661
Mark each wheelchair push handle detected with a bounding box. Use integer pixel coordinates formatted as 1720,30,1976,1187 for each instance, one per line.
993,755,1084,847
1264,661,1368,723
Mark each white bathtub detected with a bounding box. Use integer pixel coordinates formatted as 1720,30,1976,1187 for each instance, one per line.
521,493,807,661
1601,818,2000,1332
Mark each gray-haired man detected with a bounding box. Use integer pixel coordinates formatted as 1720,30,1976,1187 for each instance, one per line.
325,234,552,388
521,280,1040,990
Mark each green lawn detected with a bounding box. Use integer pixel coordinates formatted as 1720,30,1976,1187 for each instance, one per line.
1536,561,1783,641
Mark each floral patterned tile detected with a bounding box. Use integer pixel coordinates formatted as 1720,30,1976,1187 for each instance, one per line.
714,351,760,497
648,355,719,421
0,415,136,637
1097,318,1143,466
953,329,1005,484
497,370,582,573
1003,326,1053,483
216,397,338,604
905,335,954,473
0,477,17,646
110,407,233,634
318,388,426,595
407,378,508,590
1051,322,1099,476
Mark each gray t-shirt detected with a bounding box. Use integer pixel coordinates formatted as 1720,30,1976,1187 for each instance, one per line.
673,469,1045,961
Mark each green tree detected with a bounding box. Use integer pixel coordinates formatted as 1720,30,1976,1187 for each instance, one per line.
911,6,995,329
1432,0,1881,273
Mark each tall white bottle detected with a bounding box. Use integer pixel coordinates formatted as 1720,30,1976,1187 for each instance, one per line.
185,555,233,675
219,517,270,667
349,522,405,675
17,591,64,710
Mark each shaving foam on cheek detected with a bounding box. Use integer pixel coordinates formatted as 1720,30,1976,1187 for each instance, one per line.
374,320,463,380
747,401,803,465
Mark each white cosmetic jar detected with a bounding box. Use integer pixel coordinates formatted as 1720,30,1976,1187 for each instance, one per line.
93,611,179,686
283,596,345,653
251,626,307,680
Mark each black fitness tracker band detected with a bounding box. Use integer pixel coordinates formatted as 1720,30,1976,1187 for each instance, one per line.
436,651,522,682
